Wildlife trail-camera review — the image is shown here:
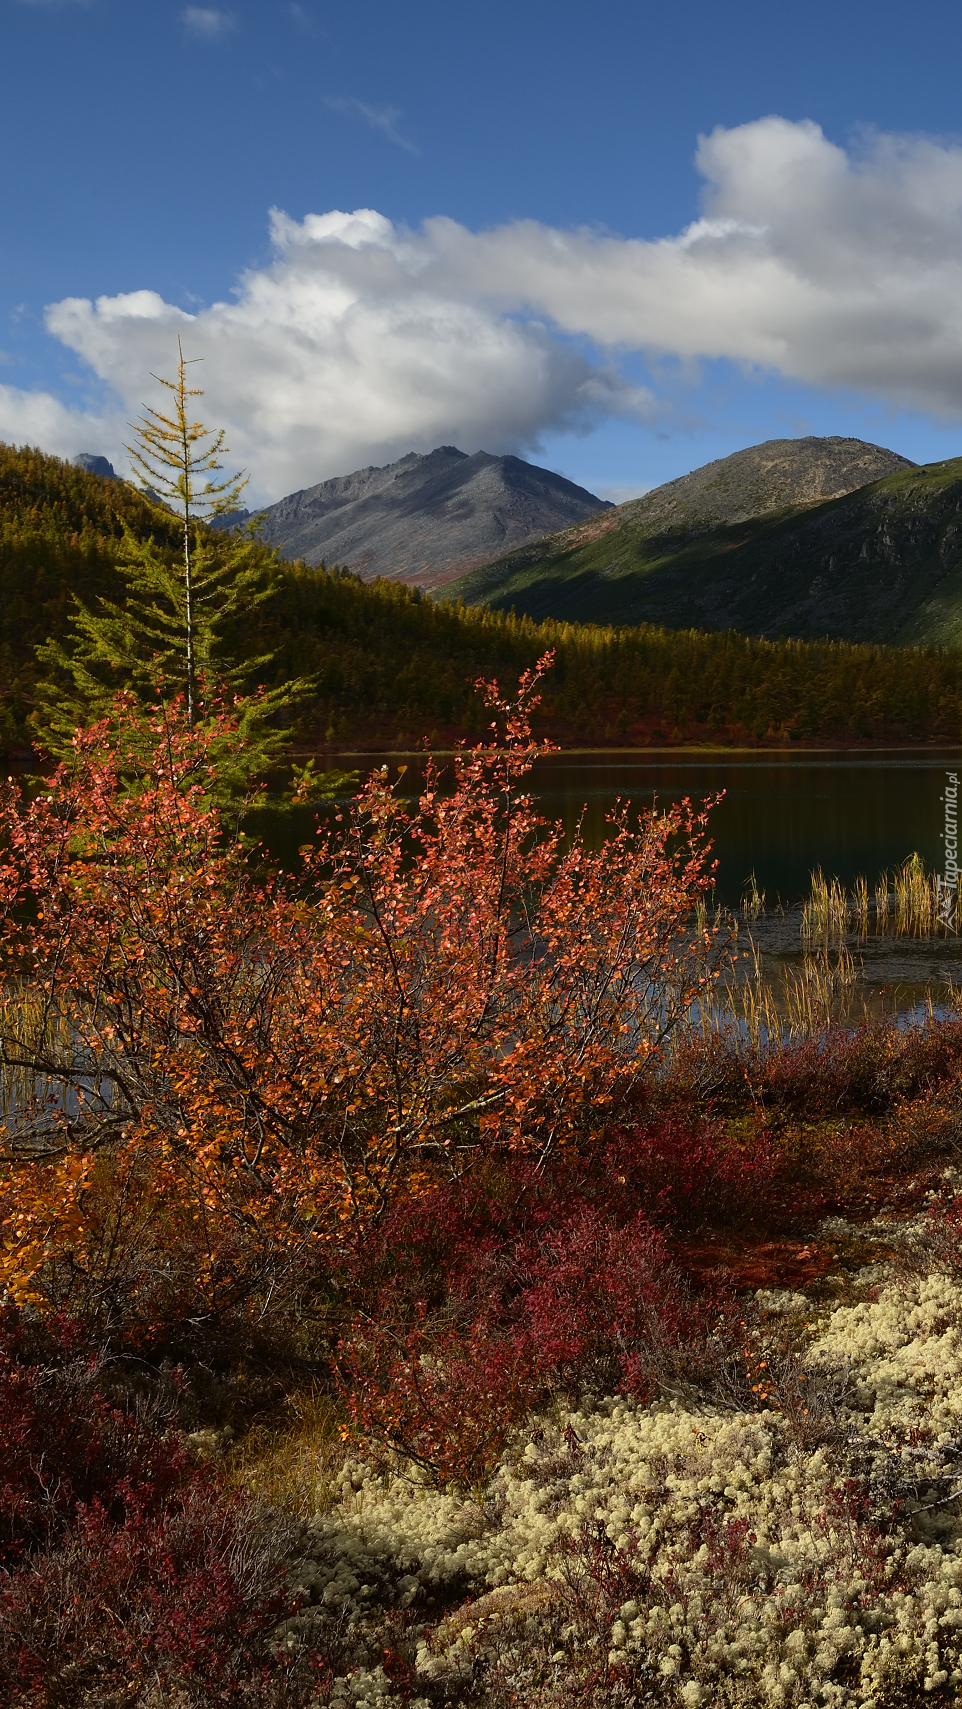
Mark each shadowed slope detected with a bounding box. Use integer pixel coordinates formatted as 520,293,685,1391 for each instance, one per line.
448,436,958,643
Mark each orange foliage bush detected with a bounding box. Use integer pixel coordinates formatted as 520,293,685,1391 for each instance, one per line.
0,658,725,1343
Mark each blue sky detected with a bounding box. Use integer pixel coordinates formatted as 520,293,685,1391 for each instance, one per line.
5,0,962,502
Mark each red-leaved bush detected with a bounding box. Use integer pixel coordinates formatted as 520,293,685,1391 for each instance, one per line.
0,661,726,1348
334,1113,764,1483
0,1309,312,1706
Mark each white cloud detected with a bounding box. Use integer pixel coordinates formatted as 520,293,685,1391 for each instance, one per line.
435,116,962,415
598,485,652,504
182,7,235,38
39,224,649,500
325,96,418,154
0,383,116,462
10,116,962,500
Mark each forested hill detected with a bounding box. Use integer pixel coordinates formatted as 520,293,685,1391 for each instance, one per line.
4,440,962,753
447,442,962,645
0,444,187,746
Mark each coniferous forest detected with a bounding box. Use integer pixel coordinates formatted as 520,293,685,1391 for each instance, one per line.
4,440,962,753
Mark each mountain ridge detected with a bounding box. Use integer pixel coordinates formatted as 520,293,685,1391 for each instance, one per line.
446,436,959,641
4,439,962,755
244,445,611,588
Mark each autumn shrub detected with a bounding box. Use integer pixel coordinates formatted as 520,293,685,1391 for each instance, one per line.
0,661,726,1349
0,1307,320,1707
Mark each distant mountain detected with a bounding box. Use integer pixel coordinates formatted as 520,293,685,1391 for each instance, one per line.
238,446,610,588
449,436,940,640
73,452,119,481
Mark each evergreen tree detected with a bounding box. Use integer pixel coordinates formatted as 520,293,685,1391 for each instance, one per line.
32,344,342,797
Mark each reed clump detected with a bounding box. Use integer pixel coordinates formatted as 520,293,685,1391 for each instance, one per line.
800,869,848,942
782,946,859,1038
708,941,864,1047
0,987,83,1136
874,873,891,926
893,851,938,935
851,874,869,936
797,856,945,944
740,871,765,921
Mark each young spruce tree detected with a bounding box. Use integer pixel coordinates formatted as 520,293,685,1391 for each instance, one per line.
34,342,341,799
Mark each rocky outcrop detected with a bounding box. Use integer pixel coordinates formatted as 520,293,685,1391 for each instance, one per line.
73,452,119,481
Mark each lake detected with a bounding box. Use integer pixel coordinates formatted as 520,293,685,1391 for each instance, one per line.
293,746,962,1011
306,746,962,907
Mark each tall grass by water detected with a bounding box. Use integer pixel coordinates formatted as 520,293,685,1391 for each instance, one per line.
707,851,957,1047
800,853,941,943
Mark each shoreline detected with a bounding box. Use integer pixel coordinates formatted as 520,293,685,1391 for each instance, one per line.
299,741,962,759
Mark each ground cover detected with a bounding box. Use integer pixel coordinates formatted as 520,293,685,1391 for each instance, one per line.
5,1012,962,1706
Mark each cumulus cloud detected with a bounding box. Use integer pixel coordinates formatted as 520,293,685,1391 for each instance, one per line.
11,116,962,499
182,7,235,38
443,116,962,415
41,222,648,499
325,96,418,154
0,383,116,462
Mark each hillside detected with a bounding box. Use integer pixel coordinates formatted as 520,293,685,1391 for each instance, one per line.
241,445,610,588
445,436,962,643
0,442,186,743
5,440,962,754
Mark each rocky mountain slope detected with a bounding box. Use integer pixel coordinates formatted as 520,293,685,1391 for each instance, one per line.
448,436,956,641
239,446,609,589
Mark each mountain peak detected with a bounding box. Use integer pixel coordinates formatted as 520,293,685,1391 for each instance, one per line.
73,452,119,481
448,434,928,640
253,447,610,586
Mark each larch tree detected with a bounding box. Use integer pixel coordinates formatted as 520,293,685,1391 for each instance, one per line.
33,341,334,796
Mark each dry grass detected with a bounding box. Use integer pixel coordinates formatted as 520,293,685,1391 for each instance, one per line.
227,1391,347,1518
760,857,947,949
703,939,864,1048
800,869,848,942
695,854,956,1046
740,871,765,922
0,985,81,1132
782,945,860,1037
894,850,937,935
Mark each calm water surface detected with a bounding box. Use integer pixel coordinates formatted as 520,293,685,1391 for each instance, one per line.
257,747,962,1005
309,748,962,908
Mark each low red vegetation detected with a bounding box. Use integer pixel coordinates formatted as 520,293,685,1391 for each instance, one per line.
335,1113,777,1481
335,1022,962,1484
0,1310,315,1706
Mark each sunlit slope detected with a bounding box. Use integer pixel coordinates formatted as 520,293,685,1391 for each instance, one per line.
450,455,962,645
8,440,962,752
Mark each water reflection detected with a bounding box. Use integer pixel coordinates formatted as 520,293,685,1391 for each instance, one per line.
283,747,962,908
